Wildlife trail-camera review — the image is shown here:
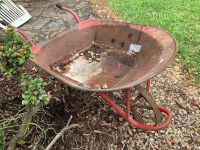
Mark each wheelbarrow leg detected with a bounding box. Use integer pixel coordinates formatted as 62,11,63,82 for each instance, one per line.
134,84,162,124
98,83,172,130
127,80,152,123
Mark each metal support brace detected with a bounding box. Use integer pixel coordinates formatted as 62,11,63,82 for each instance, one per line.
98,81,172,131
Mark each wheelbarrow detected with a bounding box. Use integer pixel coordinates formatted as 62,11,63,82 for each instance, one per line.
1,4,177,130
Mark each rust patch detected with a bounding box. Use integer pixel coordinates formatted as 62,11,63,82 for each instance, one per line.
63,56,103,84
51,44,137,89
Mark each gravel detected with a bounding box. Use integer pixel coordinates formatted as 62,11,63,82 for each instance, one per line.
89,0,200,149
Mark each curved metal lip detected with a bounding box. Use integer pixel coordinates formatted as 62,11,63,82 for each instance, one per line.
34,19,178,92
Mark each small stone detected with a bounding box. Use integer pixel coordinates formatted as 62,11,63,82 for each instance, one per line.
102,83,108,89
95,85,101,89
195,136,200,145
53,66,62,73
42,19,64,32
91,52,94,56
96,58,101,62
88,58,92,63
119,118,123,121
94,130,103,134
127,127,133,136
80,52,84,56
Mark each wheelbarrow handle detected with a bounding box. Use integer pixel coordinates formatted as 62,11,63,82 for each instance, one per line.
0,19,33,44
0,18,9,26
0,19,40,53
56,4,81,23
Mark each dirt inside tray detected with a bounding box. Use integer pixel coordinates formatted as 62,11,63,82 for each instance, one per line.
50,44,137,89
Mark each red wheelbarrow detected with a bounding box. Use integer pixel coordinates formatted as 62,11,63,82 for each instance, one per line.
1,4,177,130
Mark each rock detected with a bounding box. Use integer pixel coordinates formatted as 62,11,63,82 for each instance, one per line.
102,83,108,89
127,127,133,136
42,19,65,32
195,136,200,145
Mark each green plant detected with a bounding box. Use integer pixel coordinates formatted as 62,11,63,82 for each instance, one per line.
0,127,4,150
17,140,26,147
0,29,34,76
7,76,51,150
8,76,51,150
20,75,51,106
0,29,51,150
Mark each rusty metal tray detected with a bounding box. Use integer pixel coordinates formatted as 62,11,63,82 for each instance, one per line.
31,19,177,92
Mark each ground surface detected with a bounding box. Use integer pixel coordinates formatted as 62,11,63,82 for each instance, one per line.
0,0,199,149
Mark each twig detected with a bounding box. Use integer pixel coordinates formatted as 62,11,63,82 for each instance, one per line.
0,108,25,125
149,138,155,150
175,100,190,112
66,115,73,126
32,134,43,150
45,116,78,150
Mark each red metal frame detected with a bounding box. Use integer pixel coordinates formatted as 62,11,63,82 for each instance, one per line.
17,30,41,53
98,88,171,131
56,4,80,23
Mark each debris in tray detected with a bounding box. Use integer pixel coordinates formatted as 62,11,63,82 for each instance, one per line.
102,83,108,89
51,63,67,73
80,52,84,56
95,83,108,89
70,53,80,62
52,66,63,73
51,44,136,75
50,43,137,89
58,63,67,70
79,44,103,63
95,85,101,90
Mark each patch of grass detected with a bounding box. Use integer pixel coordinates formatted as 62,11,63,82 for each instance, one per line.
108,0,200,82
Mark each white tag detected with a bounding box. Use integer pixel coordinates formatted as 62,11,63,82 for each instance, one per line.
129,44,142,53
